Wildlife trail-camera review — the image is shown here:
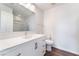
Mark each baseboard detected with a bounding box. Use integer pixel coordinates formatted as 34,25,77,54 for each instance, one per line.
53,46,79,55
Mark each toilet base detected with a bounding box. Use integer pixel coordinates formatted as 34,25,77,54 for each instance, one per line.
46,45,52,51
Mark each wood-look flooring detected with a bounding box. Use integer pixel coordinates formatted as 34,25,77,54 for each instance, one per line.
44,47,79,56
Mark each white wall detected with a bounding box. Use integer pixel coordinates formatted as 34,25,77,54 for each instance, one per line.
44,3,79,54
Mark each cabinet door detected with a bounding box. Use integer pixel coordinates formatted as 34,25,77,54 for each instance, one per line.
18,41,35,56
1,50,19,56
34,37,46,56
0,47,20,56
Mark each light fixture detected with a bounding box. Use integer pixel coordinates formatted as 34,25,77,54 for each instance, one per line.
19,3,36,12
15,16,22,21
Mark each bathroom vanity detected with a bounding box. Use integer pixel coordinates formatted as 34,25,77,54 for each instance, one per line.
0,4,46,56
0,32,46,56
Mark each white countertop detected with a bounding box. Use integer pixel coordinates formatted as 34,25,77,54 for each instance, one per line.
0,34,45,51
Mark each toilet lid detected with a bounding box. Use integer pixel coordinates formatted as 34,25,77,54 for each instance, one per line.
45,40,53,44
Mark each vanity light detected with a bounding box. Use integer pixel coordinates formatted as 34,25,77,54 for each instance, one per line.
15,16,22,21
19,3,36,13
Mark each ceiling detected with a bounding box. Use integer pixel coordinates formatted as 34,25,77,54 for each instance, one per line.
35,3,63,11
35,3,55,11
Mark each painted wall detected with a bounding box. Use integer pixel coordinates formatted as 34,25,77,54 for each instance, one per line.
44,3,79,54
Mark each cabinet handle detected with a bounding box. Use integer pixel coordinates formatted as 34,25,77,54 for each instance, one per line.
43,45,45,47
16,53,21,56
35,42,38,50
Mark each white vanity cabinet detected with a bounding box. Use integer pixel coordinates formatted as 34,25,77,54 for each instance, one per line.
17,37,46,56
0,37,46,56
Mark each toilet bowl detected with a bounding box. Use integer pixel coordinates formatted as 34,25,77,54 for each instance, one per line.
45,40,53,51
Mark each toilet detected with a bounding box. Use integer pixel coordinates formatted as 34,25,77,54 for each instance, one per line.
45,39,53,52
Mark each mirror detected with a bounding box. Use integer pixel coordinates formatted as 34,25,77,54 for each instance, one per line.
0,3,35,32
